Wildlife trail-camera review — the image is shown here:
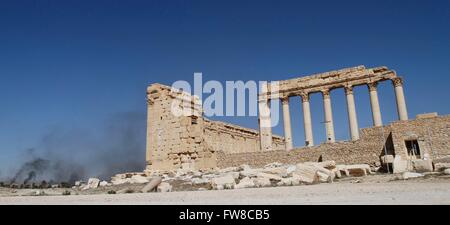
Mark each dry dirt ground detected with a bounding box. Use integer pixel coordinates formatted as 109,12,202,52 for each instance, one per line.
1,174,450,205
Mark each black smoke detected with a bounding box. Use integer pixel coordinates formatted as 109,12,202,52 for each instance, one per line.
2,111,146,184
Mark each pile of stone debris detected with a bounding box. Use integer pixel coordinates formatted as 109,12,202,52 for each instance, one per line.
68,159,450,194
167,161,374,190
73,161,375,193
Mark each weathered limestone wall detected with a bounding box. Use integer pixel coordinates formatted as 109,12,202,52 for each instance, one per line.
387,115,450,160
146,83,285,172
217,115,450,168
204,120,285,154
146,84,215,171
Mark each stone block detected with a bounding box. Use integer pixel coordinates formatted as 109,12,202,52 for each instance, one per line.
412,159,433,173
157,182,172,192
444,169,450,175
435,163,450,171
211,175,236,190
393,155,408,174
235,177,255,189
253,177,271,187
401,172,424,180
142,177,162,193
82,178,100,190
256,172,282,181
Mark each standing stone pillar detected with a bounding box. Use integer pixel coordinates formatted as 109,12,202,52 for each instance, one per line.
281,97,293,151
258,97,272,151
368,82,382,126
322,89,335,143
300,92,314,147
392,77,408,121
344,86,359,141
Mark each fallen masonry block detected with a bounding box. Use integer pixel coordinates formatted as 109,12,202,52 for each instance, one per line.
277,177,300,186
292,164,320,184
226,172,240,179
141,177,163,193
157,182,172,192
401,172,424,180
239,168,259,178
433,156,450,164
253,177,271,187
211,175,235,190
130,175,150,184
235,177,255,189
261,167,288,178
340,164,372,177
434,163,450,172
256,172,282,181
82,178,100,190
316,170,332,183
412,159,433,173
444,169,450,175
191,177,210,185
393,155,408,173
304,161,336,170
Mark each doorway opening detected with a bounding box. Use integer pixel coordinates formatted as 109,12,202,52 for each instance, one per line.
405,140,421,159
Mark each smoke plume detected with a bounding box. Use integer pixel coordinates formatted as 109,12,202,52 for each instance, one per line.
2,111,146,184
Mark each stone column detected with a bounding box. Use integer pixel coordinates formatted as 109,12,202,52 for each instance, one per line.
322,90,335,143
258,97,272,151
392,77,408,121
281,97,293,151
345,86,359,141
368,82,382,126
300,92,314,146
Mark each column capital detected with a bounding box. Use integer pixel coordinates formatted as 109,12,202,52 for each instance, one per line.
344,85,353,95
321,89,331,99
392,77,403,87
281,96,289,105
299,92,310,102
367,82,378,92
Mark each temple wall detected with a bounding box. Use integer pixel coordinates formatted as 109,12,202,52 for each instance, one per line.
203,120,285,154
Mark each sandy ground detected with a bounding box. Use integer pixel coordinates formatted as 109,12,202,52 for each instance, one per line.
1,175,450,205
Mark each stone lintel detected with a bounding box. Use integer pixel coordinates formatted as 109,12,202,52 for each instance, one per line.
260,66,397,100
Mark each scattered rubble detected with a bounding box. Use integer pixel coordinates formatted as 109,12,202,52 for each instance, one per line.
3,159,449,196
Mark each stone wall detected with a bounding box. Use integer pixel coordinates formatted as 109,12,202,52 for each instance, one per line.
217,115,450,168
204,119,285,154
146,84,215,171
387,115,450,160
146,83,285,172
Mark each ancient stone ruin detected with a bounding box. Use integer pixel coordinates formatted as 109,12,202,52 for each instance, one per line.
144,65,450,174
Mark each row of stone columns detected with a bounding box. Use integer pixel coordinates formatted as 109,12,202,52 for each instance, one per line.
260,77,409,151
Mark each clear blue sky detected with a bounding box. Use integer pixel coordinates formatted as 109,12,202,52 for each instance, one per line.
1,0,449,173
